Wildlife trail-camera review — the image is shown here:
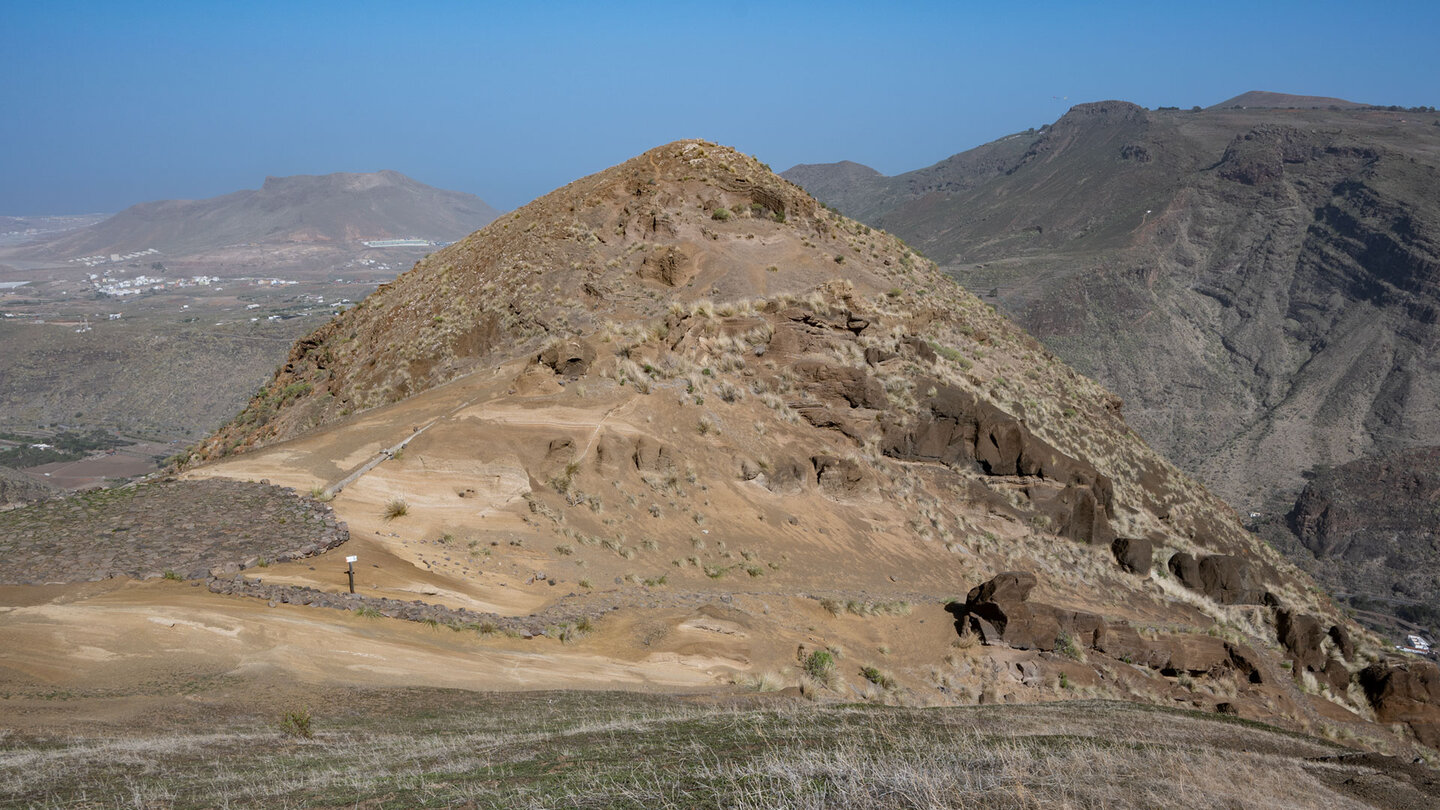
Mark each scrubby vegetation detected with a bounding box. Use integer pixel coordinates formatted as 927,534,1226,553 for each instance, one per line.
0,429,128,468
4,691,1410,809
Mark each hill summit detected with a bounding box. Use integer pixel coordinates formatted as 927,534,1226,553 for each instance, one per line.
1210,90,1367,109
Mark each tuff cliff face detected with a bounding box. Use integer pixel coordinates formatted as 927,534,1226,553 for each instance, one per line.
783,102,1440,515
177,140,1439,749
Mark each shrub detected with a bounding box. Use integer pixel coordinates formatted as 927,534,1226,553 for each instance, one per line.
861,666,895,689
805,650,836,684
1055,632,1085,662
279,707,313,739
711,207,731,221
162,570,182,581
383,498,408,520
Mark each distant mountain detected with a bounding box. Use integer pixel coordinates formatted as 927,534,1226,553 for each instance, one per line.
782,98,1440,516
18,171,500,259
1210,90,1367,109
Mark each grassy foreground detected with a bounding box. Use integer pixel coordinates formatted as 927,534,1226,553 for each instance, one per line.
1,690,1431,809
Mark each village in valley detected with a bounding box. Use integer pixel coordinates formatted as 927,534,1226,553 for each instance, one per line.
0,241,444,490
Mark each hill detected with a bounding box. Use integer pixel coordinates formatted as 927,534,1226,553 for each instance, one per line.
11,170,499,260
153,140,1440,748
1211,90,1369,109
781,100,1440,518
4,141,1439,788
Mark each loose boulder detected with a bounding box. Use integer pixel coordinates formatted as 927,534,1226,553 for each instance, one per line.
1167,552,1202,589
1198,555,1263,605
1111,536,1153,575
1276,609,1328,672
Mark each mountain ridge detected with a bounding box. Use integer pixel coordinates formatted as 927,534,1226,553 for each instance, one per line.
12,170,500,259
781,100,1440,512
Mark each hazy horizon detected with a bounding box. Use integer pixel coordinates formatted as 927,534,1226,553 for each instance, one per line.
3,0,1437,216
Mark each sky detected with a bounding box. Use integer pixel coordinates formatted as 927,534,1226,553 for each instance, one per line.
3,0,1438,215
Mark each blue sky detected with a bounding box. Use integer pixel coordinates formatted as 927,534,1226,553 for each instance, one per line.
3,0,1437,214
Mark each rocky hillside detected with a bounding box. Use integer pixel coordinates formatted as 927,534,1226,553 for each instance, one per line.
14,170,499,259
165,141,1440,751
0,464,56,508
782,99,1440,518
1258,447,1440,635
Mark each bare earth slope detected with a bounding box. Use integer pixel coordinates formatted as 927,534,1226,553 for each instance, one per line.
5,142,1440,785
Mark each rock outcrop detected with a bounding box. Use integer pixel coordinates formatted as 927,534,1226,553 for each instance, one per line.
884,384,1115,544
1168,552,1265,605
951,572,1269,687
538,340,596,377
1360,661,1440,748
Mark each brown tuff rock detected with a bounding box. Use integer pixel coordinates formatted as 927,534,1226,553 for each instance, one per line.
1360,661,1440,749
793,361,889,410
637,245,694,286
537,340,596,377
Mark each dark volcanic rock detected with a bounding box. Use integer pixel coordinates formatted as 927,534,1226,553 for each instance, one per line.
1197,555,1263,605
1167,552,1263,605
883,382,1115,543
1111,536,1153,575
1276,609,1329,672
951,571,1103,652
1168,552,1202,590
